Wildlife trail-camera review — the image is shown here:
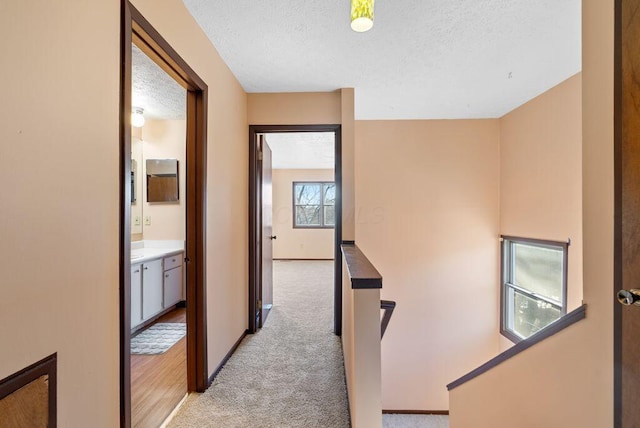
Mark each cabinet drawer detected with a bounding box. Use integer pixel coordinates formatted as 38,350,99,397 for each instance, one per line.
164,253,182,271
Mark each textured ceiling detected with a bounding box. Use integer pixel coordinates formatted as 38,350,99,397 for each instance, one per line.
266,133,335,169
132,44,186,120
183,0,581,119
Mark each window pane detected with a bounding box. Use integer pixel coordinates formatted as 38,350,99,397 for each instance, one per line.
294,183,321,205
323,184,336,205
324,206,335,226
295,206,320,226
512,243,563,303
509,288,561,339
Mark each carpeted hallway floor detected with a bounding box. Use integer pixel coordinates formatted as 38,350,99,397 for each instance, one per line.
168,260,350,428
168,260,449,428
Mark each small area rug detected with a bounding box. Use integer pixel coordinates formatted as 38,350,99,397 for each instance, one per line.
131,322,186,355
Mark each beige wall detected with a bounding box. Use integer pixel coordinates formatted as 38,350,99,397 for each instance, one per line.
355,120,502,410
0,1,121,426
272,169,334,259
449,0,614,426
342,89,356,241
140,119,187,241
356,73,585,410
0,1,248,426
247,92,341,125
131,0,249,378
499,73,584,350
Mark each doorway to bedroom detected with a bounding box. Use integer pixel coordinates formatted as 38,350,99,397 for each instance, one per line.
248,126,342,335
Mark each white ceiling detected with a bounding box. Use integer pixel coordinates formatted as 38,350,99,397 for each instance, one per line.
183,0,581,120
266,133,335,169
132,44,186,120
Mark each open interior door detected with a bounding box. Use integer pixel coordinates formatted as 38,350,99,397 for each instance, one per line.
259,136,274,327
615,0,640,425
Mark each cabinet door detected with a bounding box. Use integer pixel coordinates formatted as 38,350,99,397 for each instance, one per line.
131,263,143,328
164,265,183,308
142,258,163,320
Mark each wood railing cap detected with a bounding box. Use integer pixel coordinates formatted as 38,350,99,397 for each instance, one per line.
341,243,383,289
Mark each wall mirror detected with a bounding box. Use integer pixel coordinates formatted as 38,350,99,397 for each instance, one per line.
146,158,179,202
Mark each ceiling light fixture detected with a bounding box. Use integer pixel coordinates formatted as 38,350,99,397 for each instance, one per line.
131,107,145,128
351,0,375,33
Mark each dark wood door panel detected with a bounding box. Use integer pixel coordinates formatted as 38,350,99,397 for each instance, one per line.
616,0,640,426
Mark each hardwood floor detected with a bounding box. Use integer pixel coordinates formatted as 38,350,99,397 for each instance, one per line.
131,307,187,428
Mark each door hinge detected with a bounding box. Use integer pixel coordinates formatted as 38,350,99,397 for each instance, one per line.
257,299,262,309
258,150,263,161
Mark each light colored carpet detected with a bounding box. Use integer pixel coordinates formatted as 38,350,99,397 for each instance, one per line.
383,414,450,428
131,323,186,355
169,260,350,428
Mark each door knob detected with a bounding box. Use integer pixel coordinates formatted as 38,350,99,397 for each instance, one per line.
270,236,277,240
618,289,640,306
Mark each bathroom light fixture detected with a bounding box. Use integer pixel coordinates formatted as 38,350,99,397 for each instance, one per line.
131,107,145,128
351,0,374,32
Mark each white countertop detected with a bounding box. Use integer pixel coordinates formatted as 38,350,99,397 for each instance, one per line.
130,240,184,265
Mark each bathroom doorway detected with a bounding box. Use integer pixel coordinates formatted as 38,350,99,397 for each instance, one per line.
120,3,208,427
129,40,187,428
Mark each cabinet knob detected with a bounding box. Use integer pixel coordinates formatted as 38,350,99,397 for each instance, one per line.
165,274,169,278
144,266,148,270
172,258,176,262
133,269,140,273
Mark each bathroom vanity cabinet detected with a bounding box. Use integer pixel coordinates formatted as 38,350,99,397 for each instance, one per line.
131,250,184,330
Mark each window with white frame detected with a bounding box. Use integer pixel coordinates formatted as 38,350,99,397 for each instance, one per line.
501,236,568,342
293,182,335,228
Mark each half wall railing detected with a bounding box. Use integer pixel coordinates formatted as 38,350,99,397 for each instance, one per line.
341,242,394,428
